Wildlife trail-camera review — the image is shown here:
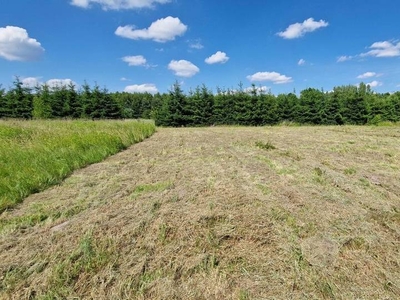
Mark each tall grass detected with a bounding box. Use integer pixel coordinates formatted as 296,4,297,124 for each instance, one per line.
0,119,156,212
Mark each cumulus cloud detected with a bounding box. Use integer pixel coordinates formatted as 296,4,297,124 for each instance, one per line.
115,16,187,43
337,55,353,62
168,60,199,77
298,59,306,66
21,77,76,89
70,0,170,10
244,85,270,94
277,18,328,39
122,55,147,66
205,51,229,64
0,26,45,61
21,77,41,88
366,80,382,88
360,41,400,58
357,72,377,79
46,79,76,88
247,72,292,84
124,83,158,94
189,40,204,50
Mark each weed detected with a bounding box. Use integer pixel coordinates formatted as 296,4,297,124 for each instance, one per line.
255,140,276,150
159,223,170,244
359,178,370,187
313,167,326,184
256,184,271,195
197,254,219,273
239,290,251,300
344,167,357,175
47,231,114,296
130,181,172,199
316,280,335,299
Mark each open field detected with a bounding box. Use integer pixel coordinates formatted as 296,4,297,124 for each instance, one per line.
0,120,156,212
1,126,399,299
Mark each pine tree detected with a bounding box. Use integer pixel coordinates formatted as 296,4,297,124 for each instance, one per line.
32,84,53,119
67,82,81,118
0,85,5,118
6,77,33,119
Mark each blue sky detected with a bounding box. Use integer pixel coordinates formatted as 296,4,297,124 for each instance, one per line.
1,0,400,94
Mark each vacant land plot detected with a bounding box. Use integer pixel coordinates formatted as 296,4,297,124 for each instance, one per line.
1,126,399,299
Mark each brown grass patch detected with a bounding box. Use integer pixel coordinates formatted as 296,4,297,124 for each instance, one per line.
1,126,400,299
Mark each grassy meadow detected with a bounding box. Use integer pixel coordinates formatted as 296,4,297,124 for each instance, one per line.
0,125,400,299
0,119,155,212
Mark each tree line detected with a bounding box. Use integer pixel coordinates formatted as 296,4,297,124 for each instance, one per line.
1,78,399,126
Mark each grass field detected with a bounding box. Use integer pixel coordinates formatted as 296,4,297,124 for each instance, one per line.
0,125,399,299
0,120,156,212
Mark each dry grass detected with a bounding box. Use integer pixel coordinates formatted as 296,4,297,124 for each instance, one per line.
0,126,399,299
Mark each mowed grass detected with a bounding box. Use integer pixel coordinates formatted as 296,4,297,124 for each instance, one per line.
0,119,155,211
1,125,400,299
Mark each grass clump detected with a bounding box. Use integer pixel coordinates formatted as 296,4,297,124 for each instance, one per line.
255,140,276,150
0,119,155,212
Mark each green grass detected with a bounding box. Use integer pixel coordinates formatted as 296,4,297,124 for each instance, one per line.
0,119,155,212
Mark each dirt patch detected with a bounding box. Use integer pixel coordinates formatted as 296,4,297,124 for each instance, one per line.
1,126,400,299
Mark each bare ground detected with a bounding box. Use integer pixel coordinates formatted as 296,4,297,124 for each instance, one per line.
1,126,400,299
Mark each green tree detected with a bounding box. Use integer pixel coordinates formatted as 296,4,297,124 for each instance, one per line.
156,81,187,126
297,88,325,124
276,93,297,123
6,77,33,119
213,88,236,125
67,82,81,118
0,85,5,118
102,87,122,119
32,84,53,119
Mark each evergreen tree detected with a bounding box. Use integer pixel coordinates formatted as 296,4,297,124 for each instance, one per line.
297,88,324,124
259,92,278,125
102,87,122,119
277,93,297,123
51,84,68,118
80,81,92,118
157,81,187,127
32,84,53,119
321,92,343,125
388,92,400,122
6,77,33,119
0,85,5,118
213,88,236,125
67,82,81,118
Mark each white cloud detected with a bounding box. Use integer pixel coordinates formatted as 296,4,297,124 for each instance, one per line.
244,85,270,94
124,84,158,94
21,77,41,88
115,16,187,43
191,44,203,49
21,77,76,89
120,77,130,81
205,51,229,64
0,26,44,61
277,18,328,39
189,41,204,50
366,80,382,88
46,79,76,88
337,55,353,62
168,60,199,77
70,0,170,10
357,72,377,79
247,71,292,84
360,41,400,58
122,55,147,66
298,59,306,66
